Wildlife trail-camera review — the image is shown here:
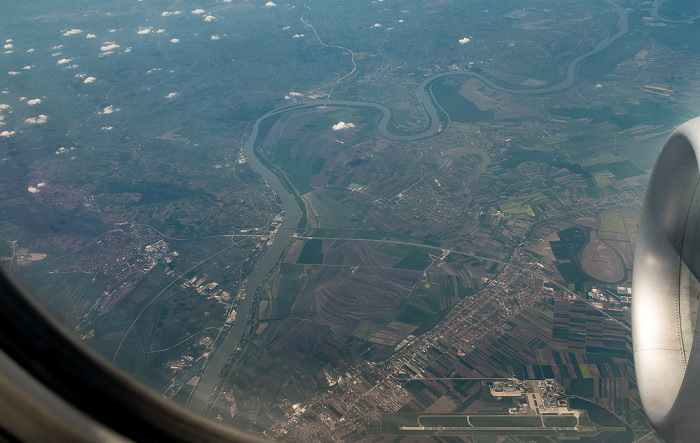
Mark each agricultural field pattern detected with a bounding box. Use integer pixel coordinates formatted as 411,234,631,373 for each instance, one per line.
2,0,700,441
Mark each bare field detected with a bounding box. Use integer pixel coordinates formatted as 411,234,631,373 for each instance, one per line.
368,321,417,346
574,217,598,229
621,208,640,250
283,239,305,263
529,232,560,262
580,232,625,283
323,240,405,268
603,239,634,270
598,231,628,241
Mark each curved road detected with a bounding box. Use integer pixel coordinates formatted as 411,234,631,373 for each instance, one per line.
188,0,629,412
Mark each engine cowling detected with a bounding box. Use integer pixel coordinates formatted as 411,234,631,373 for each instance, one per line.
634,116,700,442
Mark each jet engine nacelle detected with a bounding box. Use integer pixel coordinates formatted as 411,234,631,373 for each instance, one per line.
634,116,700,442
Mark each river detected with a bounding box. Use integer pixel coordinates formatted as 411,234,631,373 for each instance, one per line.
187,0,629,412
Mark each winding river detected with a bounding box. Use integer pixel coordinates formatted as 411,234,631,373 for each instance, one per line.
187,0,629,412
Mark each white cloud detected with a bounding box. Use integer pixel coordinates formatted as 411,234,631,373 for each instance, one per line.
123,47,131,53
28,186,40,193
170,38,180,43
204,15,215,21
87,33,96,39
4,51,13,54
26,48,34,53
57,58,72,64
25,114,48,124
101,42,120,51
191,9,205,14
0,130,15,137
5,39,11,43
165,92,179,99
292,34,304,38
223,0,232,2
282,26,290,30
332,121,355,130
27,98,41,105
83,76,96,84
157,29,165,34
0,104,9,110
52,45,63,50
75,73,87,78
52,52,62,57
62,29,82,36
8,71,20,75
3,43,13,49
100,105,119,114
162,11,181,16
38,182,45,187
211,35,220,40
22,65,32,70
137,28,152,35
20,97,26,101
373,23,382,28
265,1,277,7
102,126,113,131
109,29,117,33
459,37,470,44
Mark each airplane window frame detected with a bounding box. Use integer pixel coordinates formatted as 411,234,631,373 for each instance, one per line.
0,267,259,443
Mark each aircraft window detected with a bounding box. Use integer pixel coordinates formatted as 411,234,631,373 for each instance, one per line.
1,0,698,440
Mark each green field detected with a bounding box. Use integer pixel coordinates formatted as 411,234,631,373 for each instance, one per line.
500,193,550,217
432,79,495,123
413,282,442,298
447,122,481,133
468,415,543,427
577,152,622,167
265,263,316,318
598,209,626,233
593,170,615,188
542,415,578,427
351,320,382,340
392,248,437,271
267,138,326,195
297,239,325,264
377,243,419,258
542,133,569,145
396,294,440,325
306,190,359,231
